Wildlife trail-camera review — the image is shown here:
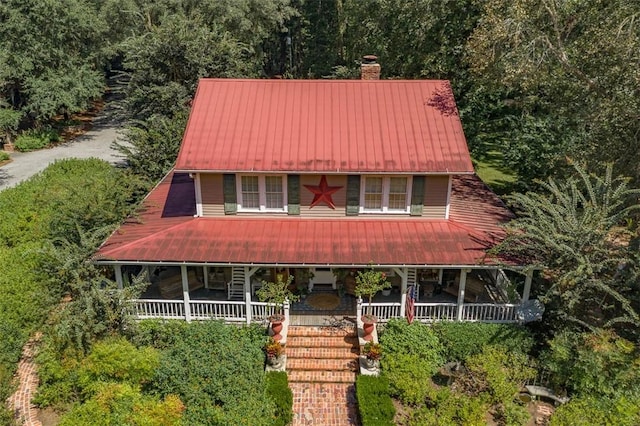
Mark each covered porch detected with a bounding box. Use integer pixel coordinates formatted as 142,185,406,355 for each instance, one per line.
112,263,538,325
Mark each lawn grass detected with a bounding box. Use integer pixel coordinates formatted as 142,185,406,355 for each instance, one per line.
473,149,518,195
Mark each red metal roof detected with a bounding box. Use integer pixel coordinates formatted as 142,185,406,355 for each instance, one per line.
95,172,513,266
174,79,474,174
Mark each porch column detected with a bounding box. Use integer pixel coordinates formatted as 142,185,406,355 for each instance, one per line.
244,266,252,325
114,265,123,289
456,269,469,321
522,269,533,302
181,265,191,322
244,266,260,324
395,267,408,318
203,266,209,289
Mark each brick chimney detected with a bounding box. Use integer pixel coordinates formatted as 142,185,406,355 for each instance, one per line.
361,55,380,80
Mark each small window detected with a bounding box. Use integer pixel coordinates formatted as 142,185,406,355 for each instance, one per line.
360,176,411,213
238,175,287,212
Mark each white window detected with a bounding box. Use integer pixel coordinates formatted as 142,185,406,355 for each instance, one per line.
360,176,411,213
238,175,287,212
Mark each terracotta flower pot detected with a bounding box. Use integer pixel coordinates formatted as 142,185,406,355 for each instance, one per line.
361,314,377,341
269,314,285,341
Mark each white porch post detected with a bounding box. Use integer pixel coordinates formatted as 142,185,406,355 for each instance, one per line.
244,266,252,324
522,269,533,302
244,266,259,324
114,265,123,290
438,269,444,285
395,267,408,318
203,266,209,289
181,265,191,322
456,269,468,321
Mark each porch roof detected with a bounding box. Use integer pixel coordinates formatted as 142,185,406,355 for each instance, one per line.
95,172,515,267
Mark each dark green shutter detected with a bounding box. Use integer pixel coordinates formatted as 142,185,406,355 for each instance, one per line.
223,174,237,215
346,175,360,216
410,175,425,216
287,174,300,215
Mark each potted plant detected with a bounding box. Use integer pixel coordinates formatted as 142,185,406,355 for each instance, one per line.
355,266,392,340
297,285,309,299
362,342,382,370
256,275,300,341
264,337,285,369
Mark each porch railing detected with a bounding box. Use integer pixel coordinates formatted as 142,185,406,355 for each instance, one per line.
190,300,246,321
133,299,519,324
461,303,519,323
415,303,458,322
361,301,520,323
131,299,185,319
130,299,285,323
360,302,402,323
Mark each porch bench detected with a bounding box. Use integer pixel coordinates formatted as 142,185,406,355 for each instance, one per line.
158,270,203,299
524,385,570,405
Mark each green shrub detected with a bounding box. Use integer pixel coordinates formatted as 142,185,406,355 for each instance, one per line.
58,383,184,426
431,321,535,362
14,128,59,151
0,151,9,161
35,345,83,407
149,321,275,425
129,319,191,349
266,372,293,426
465,346,536,405
78,337,159,396
379,319,444,404
356,375,395,426
550,394,640,426
541,329,640,397
412,387,489,426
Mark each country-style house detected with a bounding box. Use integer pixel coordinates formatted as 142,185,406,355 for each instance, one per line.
94,58,541,326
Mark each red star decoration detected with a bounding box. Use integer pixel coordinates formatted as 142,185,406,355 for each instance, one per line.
304,175,343,209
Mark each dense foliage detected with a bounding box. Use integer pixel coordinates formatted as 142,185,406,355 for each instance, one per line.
379,319,444,405
431,321,535,361
0,159,147,421
265,372,293,426
497,163,640,339
376,320,537,425
147,320,277,425
356,375,395,426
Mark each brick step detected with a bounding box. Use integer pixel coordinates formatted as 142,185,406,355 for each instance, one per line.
287,326,356,338
287,357,358,372
288,369,357,384
286,336,358,349
287,346,359,360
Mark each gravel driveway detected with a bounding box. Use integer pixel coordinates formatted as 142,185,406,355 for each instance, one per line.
0,97,126,191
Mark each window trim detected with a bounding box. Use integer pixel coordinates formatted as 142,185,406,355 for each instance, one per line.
359,175,412,214
237,174,288,212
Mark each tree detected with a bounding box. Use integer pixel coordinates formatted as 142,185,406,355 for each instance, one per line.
467,0,640,184
0,0,105,122
496,163,640,337
115,112,189,182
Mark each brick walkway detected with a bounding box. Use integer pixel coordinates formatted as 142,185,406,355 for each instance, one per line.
7,333,42,426
287,325,360,426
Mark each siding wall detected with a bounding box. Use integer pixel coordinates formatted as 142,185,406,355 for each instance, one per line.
199,173,449,219
423,175,449,218
201,174,225,216
299,175,347,218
